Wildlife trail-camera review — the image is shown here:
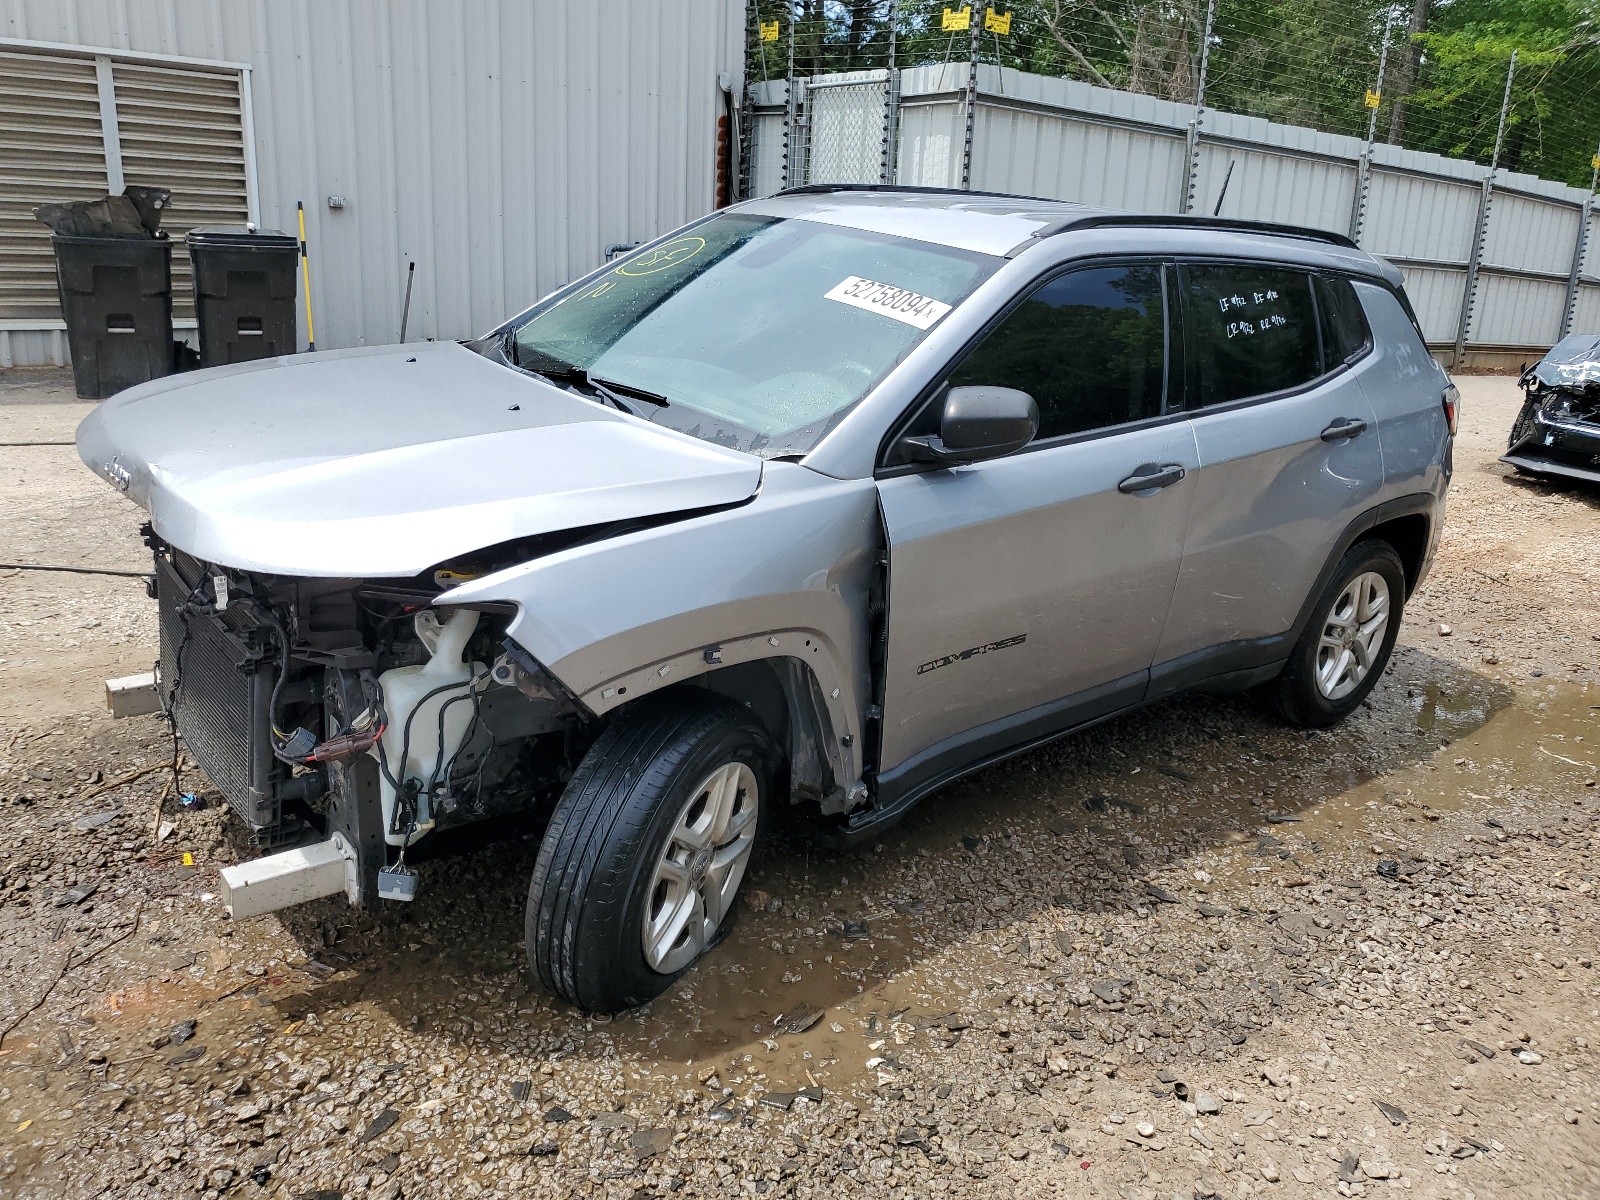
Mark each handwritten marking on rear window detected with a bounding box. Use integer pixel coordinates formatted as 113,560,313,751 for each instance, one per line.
1219,287,1292,338
1218,289,1279,313
824,276,953,330
1227,314,1289,337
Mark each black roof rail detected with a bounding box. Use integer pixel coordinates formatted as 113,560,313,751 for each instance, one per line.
1021,213,1358,251
771,182,1050,203
767,185,1360,252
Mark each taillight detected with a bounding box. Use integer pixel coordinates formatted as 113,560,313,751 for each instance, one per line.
1441,384,1459,436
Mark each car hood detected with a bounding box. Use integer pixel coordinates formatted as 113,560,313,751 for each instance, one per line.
76,341,763,577
1530,332,1600,392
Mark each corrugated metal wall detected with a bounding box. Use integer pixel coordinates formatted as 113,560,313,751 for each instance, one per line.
753,63,1598,354
0,0,744,358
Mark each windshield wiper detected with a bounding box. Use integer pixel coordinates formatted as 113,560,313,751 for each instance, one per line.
588,375,670,409
504,338,669,417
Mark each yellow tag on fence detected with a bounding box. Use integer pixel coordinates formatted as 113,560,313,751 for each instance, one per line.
1593,153,1600,171
985,8,1012,34
942,6,971,31
1364,88,1381,109
759,19,779,43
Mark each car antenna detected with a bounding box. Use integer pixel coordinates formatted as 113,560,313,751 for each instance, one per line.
1213,160,1236,217
399,261,416,342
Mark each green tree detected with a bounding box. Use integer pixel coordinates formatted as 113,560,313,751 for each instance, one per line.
745,0,1600,184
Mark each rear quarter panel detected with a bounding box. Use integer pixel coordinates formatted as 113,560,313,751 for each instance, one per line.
1354,280,1453,501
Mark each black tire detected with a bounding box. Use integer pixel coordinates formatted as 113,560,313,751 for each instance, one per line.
1507,396,1540,451
526,691,773,1013
1265,540,1406,728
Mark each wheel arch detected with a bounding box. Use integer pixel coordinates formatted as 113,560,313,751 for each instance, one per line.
599,649,855,814
1287,491,1438,647
1359,511,1430,597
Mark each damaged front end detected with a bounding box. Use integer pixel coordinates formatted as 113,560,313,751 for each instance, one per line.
1503,333,1600,484
150,530,589,914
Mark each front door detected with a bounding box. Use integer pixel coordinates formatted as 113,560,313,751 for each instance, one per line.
875,262,1197,804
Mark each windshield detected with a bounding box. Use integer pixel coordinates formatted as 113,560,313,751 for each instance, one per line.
502,212,999,455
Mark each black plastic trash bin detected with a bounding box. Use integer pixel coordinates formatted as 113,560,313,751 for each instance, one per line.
52,234,175,400
187,227,299,367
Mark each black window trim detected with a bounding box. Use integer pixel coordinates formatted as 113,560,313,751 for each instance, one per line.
1172,257,1377,418
875,253,1182,476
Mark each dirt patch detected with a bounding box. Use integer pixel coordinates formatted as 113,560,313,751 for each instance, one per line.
0,367,1595,1199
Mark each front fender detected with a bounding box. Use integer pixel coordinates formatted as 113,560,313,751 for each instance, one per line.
439,463,882,789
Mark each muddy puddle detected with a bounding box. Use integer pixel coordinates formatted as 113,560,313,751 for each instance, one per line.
5,656,1594,1152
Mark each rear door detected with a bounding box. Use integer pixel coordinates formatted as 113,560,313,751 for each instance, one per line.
1152,262,1384,683
875,261,1198,801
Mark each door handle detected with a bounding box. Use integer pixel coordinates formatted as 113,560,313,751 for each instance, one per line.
1117,462,1186,493
1320,417,1368,441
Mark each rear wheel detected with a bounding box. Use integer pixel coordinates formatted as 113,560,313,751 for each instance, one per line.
1265,540,1405,728
526,692,771,1013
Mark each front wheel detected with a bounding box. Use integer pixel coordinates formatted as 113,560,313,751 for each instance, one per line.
526,692,772,1013
1507,395,1540,451
1265,540,1406,728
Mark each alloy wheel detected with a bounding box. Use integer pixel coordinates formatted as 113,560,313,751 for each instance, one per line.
641,761,759,974
1314,570,1391,701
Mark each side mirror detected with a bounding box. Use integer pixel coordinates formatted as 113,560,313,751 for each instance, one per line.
898,385,1039,466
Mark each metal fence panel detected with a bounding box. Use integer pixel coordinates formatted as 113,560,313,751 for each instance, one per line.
1362,171,1480,264
895,98,961,189
972,102,1186,211
1193,143,1355,230
751,60,1597,353
1472,274,1570,346
1574,283,1600,333
1393,266,1468,344
804,71,887,186
1484,192,1584,278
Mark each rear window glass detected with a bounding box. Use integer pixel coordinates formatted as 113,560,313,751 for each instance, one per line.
1181,264,1321,407
1318,275,1371,366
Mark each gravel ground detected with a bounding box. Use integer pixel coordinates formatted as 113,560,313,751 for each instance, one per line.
0,368,1595,1200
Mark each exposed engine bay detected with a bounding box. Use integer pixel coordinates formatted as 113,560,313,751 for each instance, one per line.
1504,332,1600,484
152,528,592,900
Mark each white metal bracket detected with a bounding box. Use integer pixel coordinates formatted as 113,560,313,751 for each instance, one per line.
218,832,359,921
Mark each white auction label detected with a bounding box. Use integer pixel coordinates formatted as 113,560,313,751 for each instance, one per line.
824,276,953,330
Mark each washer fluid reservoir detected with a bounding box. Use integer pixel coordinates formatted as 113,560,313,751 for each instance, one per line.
373,608,486,846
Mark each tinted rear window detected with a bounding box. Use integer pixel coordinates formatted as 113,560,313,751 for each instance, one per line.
1318,275,1371,366
1181,264,1321,407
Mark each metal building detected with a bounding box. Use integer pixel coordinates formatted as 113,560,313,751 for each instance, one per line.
0,0,745,366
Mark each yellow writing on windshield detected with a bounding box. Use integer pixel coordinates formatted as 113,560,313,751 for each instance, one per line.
615,236,707,276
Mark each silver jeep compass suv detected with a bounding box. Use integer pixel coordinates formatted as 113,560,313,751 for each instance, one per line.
78,187,1455,1013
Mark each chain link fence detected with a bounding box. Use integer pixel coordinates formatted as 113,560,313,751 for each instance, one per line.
742,1,1600,360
